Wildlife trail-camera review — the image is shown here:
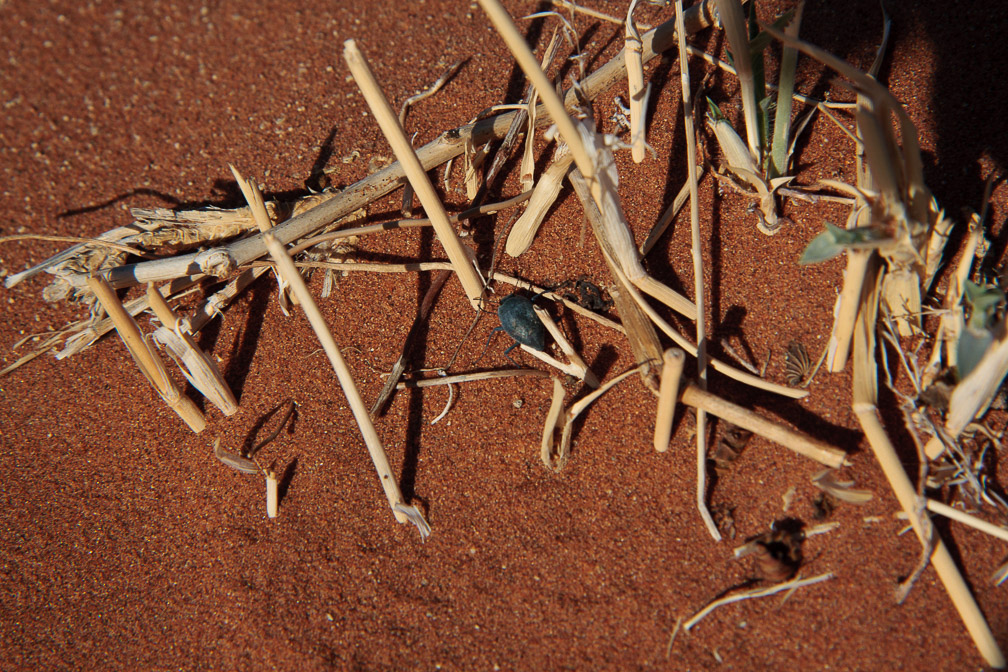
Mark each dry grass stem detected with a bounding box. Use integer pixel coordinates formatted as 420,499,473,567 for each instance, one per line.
925,499,1008,544
478,0,597,187
146,283,238,416
541,377,567,469
0,233,150,259
851,268,1004,668
266,470,279,519
639,167,704,258
557,366,642,464
685,572,835,631
262,230,427,535
605,250,807,398
654,348,686,452
676,0,718,542
506,144,573,257
624,0,646,163
230,165,427,533
397,368,550,389
86,275,206,433
68,3,714,293
681,384,846,468
533,305,599,387
343,39,485,311
569,171,663,389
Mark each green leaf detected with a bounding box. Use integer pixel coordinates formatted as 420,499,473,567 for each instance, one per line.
799,223,846,264
957,325,994,380
769,3,803,179
748,9,797,57
706,97,726,123
799,222,885,264
963,280,1005,330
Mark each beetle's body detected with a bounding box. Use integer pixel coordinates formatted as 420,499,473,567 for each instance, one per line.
491,293,546,356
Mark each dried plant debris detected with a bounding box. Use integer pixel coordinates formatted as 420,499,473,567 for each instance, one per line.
710,502,737,540
554,276,613,312
711,422,754,472
811,469,873,505
736,519,805,583
784,341,812,386
812,492,836,520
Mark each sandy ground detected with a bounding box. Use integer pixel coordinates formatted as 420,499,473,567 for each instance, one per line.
1,0,1006,669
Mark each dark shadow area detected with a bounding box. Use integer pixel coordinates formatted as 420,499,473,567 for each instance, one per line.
740,384,863,459
305,125,340,192
219,274,273,403
711,304,759,368
589,343,620,385
400,227,437,503
57,188,185,219
799,1,1008,220
242,398,297,458
277,457,298,507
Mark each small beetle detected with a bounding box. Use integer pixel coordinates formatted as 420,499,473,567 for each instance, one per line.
488,293,546,359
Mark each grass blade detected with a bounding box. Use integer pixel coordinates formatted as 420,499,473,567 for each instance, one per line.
769,3,803,178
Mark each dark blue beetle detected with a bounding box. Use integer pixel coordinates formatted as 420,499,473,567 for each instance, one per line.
489,293,546,359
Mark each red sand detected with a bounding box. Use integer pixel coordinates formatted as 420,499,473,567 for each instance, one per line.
2,1,1006,669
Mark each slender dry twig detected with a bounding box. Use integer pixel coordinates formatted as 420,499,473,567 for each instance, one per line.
0,234,151,258
344,39,486,310
685,572,835,630
86,275,206,433
232,167,428,537
53,2,714,293
654,348,686,452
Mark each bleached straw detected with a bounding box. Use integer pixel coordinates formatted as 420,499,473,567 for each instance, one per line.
230,167,427,536
343,39,485,311
925,499,1008,544
653,348,685,452
87,275,206,433
676,0,718,542
263,231,428,535
624,0,646,163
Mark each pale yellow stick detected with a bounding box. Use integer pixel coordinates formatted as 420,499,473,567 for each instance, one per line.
343,40,485,310
87,276,206,433
852,266,1005,669
264,232,429,533
624,0,646,163
146,283,238,416
520,343,588,380
681,385,846,468
857,407,1005,668
478,0,598,199
541,377,567,470
266,470,279,519
654,348,685,452
676,0,718,542
233,168,426,533
925,499,1008,543
533,305,600,388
